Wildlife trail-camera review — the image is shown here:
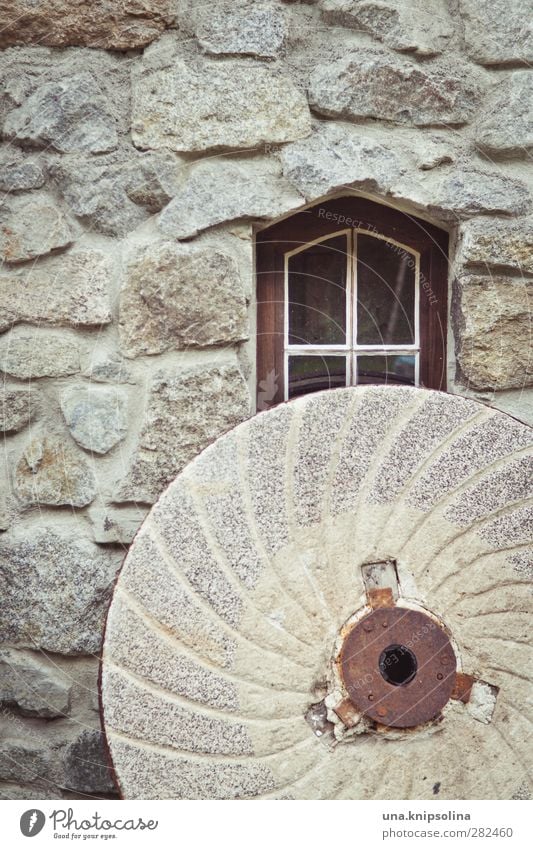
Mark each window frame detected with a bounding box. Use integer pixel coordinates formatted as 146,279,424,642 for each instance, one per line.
256,196,449,407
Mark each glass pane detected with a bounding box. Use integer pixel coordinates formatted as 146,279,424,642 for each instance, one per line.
357,355,416,386
288,235,347,345
288,356,347,399
357,233,416,345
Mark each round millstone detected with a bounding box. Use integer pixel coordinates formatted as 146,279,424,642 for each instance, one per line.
101,386,533,800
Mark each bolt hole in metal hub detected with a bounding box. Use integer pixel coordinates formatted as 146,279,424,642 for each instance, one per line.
379,644,418,686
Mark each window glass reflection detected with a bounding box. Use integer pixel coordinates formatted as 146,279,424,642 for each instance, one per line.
357,355,416,386
288,355,347,398
357,234,415,345
288,235,347,346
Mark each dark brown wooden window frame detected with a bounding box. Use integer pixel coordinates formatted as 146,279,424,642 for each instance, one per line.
256,195,449,407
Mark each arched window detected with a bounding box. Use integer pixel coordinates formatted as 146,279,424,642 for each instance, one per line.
256,196,448,407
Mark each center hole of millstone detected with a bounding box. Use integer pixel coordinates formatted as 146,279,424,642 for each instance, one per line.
379,644,417,686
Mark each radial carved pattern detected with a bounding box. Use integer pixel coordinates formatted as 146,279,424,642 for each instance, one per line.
101,386,532,799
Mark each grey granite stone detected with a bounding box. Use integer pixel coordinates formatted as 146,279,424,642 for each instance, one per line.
309,50,480,126
115,363,250,504
0,250,112,332
0,648,71,718
0,330,80,379
0,192,75,264
14,435,96,508
158,157,303,240
475,72,533,158
0,386,38,433
119,242,248,357
3,72,118,154
0,531,119,654
132,57,311,153
193,1,286,58
459,0,533,66
62,730,116,795
433,169,530,218
458,218,533,274
319,0,454,56
60,385,128,455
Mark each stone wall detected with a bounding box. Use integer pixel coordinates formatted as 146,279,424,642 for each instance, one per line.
0,0,531,799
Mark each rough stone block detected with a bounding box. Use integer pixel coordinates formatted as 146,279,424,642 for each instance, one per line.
132,58,311,153
308,50,480,126
115,363,251,504
89,508,145,545
475,72,533,158
0,192,75,264
0,250,112,333
158,157,303,239
0,1,174,50
458,218,533,274
0,330,80,379
14,435,97,508
60,386,128,455
433,169,530,217
3,72,118,154
0,147,45,192
281,123,405,200
0,386,38,433
0,740,50,783
454,274,533,390
119,242,248,357
319,0,454,56
193,1,286,57
0,531,120,654
63,730,116,795
459,0,533,66
0,648,71,718
50,149,183,237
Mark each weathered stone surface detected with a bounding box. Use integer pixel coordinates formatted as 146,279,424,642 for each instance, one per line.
319,0,454,56
120,243,248,358
459,0,533,66
0,387,37,433
0,192,74,263
0,531,119,654
0,1,174,50
158,158,303,239
475,72,533,158
60,386,128,455
89,508,146,545
0,740,49,782
0,147,45,192
63,730,117,794
454,274,533,390
0,250,112,332
115,363,251,504
4,73,118,154
14,435,96,508
458,219,533,274
132,58,311,153
0,330,80,379
281,123,405,200
193,1,286,57
50,150,183,237
0,649,71,718
83,357,135,385
433,169,530,217
308,50,480,126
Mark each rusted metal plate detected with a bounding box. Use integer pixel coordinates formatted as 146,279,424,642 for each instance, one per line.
451,672,476,704
339,607,456,728
333,698,361,728
367,587,395,609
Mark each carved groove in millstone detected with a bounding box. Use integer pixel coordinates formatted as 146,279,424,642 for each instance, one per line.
101,386,532,800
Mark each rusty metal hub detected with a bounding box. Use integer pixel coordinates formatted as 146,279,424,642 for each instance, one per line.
339,607,457,728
